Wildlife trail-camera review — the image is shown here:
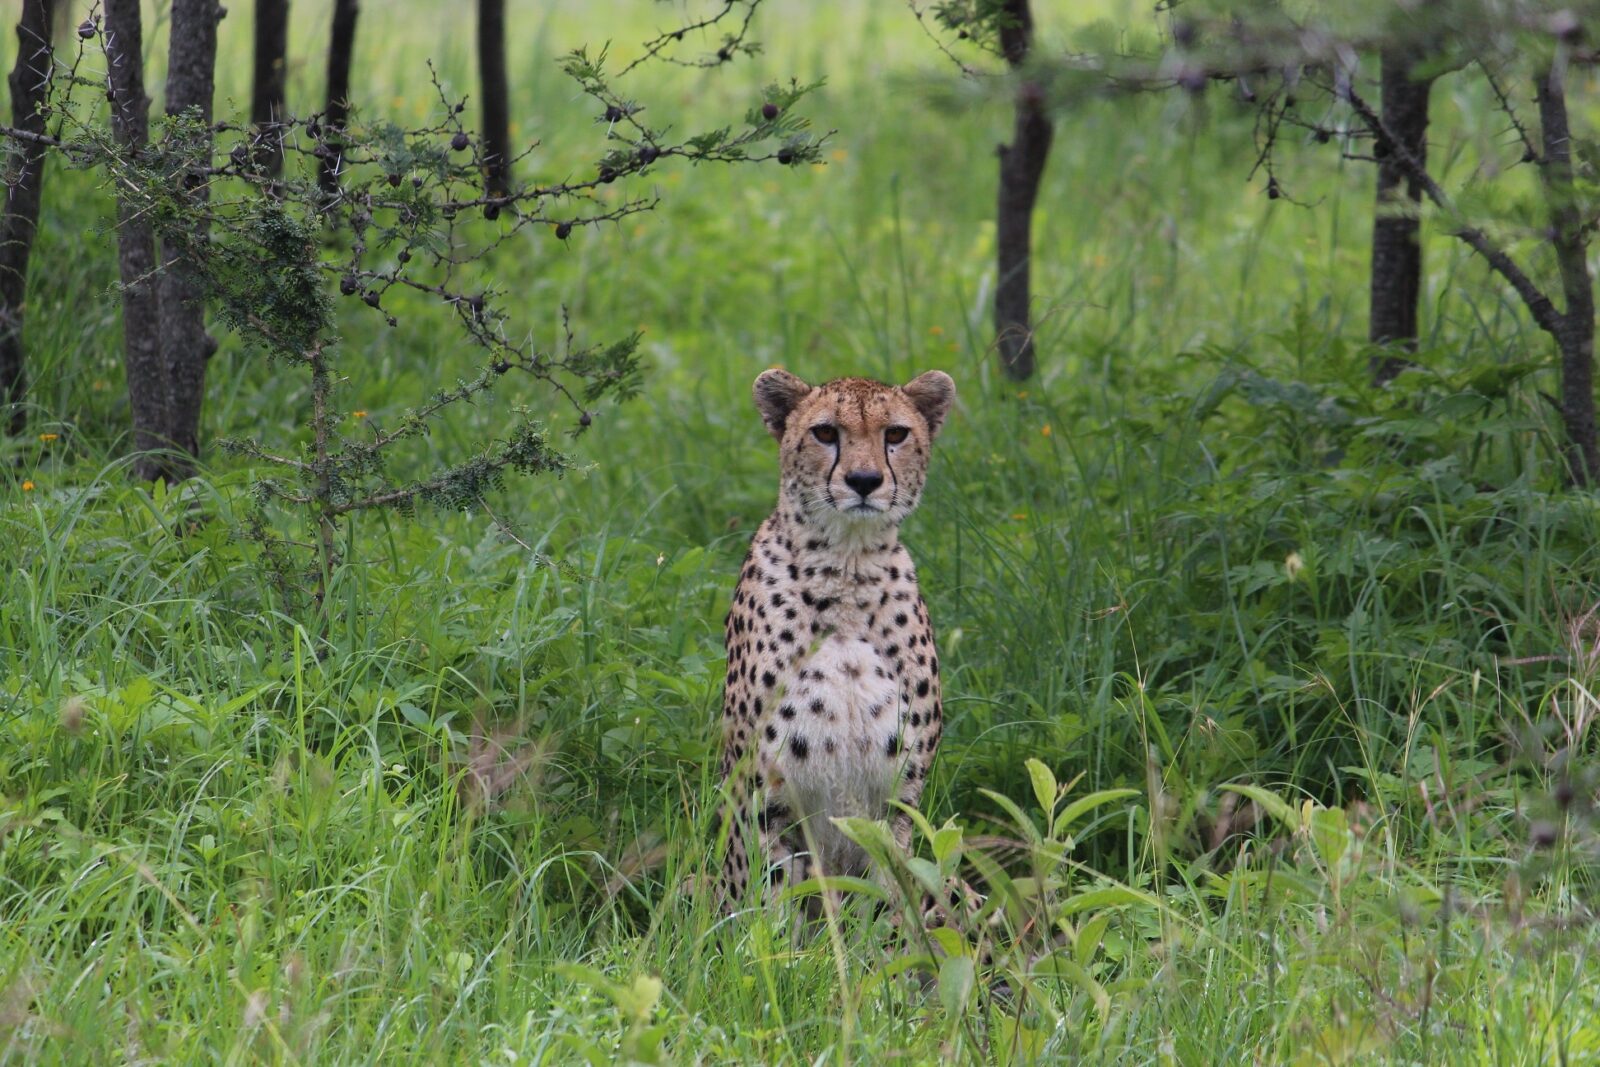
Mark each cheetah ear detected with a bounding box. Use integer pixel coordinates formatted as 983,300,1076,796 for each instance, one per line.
753,368,812,441
901,370,955,439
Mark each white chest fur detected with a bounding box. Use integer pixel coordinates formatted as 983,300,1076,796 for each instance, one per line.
762,633,906,875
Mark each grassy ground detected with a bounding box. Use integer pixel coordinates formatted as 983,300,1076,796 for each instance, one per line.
4,1,1600,1062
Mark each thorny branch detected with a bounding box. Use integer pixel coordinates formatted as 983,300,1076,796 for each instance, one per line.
616,0,764,77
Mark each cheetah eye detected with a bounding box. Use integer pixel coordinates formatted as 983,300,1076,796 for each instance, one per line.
884,426,910,446
811,425,838,445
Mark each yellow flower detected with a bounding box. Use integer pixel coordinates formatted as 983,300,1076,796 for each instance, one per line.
38,433,58,442
830,149,848,162
928,326,944,336
1041,425,1052,437
1017,391,1029,399
1011,512,1026,521
21,480,35,491
353,410,367,419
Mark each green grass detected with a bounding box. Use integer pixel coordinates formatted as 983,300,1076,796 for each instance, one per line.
4,1,1600,1062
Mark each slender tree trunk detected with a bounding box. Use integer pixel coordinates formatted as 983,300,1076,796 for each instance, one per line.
994,0,1053,381
156,0,222,480
251,0,290,176
319,0,360,194
477,0,512,197
103,0,169,480
1368,45,1435,386
0,0,54,436
1536,61,1597,487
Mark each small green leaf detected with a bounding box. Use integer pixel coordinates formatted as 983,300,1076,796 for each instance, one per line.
906,857,943,897
938,955,975,1017
1055,788,1140,836
620,974,662,1023
1026,757,1057,821
830,816,898,860
931,822,964,868
1309,806,1350,869
1057,885,1161,917
1219,784,1302,832
977,788,1041,844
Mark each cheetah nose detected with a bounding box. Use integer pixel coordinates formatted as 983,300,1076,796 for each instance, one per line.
843,470,884,498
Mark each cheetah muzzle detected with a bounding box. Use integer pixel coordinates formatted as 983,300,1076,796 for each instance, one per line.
716,368,956,911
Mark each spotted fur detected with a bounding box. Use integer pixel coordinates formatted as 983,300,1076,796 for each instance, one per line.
716,368,956,908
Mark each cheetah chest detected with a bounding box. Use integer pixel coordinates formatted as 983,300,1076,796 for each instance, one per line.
762,633,907,873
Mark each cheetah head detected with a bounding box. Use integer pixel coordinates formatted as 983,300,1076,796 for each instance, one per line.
752,369,955,533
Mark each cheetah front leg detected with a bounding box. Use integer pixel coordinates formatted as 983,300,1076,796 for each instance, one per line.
716,760,812,913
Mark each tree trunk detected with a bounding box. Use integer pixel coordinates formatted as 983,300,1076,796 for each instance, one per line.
103,0,169,480
319,0,360,194
1368,45,1434,386
251,0,290,176
156,0,222,480
477,0,512,197
1536,61,1597,487
994,0,1053,381
0,0,54,436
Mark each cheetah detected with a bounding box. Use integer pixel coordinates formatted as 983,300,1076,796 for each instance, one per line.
716,367,955,909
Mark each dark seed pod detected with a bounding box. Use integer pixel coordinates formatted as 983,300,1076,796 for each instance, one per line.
579,412,592,427
387,172,402,187
363,291,381,308
1555,779,1575,809
484,201,500,220
455,103,466,115
1314,128,1332,144
604,105,624,122
762,102,780,120
230,144,249,167
77,19,96,38
412,176,423,189
555,222,573,240
599,167,616,184
637,145,659,165
777,148,795,165
451,131,470,152
1283,94,1296,108
340,276,358,296
717,47,731,61
1531,820,1558,848
467,294,484,314
1266,178,1281,200
397,249,411,263
494,360,511,374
